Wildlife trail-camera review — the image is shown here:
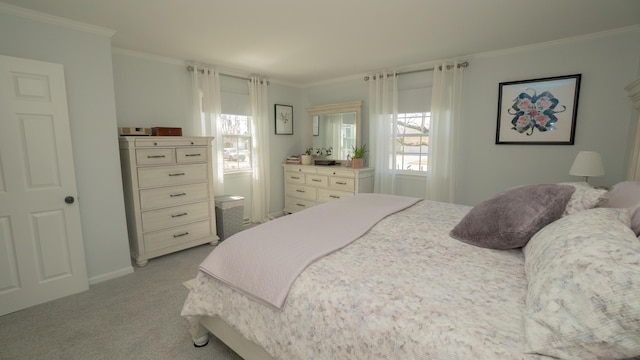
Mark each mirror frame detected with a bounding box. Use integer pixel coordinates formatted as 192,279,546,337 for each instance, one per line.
307,100,363,157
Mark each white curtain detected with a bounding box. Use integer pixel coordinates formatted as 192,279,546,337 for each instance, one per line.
425,61,465,203
191,65,224,195
368,71,398,194
248,76,271,223
329,115,342,158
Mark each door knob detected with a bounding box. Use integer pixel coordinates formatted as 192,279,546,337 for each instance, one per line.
65,196,75,204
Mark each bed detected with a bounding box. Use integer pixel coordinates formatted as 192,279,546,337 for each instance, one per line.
181,183,640,360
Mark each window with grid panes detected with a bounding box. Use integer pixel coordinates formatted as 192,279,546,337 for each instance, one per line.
220,114,252,173
395,112,430,172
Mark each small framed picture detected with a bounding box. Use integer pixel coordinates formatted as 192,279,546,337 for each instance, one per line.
496,74,581,145
275,104,293,135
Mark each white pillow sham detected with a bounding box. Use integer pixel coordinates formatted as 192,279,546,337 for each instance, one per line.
522,208,640,359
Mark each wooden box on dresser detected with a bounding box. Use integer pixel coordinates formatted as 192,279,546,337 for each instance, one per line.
119,136,218,266
283,164,374,213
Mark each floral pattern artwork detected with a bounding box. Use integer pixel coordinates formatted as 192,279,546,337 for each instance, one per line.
508,89,566,135
496,74,581,144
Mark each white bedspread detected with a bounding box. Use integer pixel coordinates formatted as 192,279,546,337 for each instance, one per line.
182,199,551,359
199,193,421,309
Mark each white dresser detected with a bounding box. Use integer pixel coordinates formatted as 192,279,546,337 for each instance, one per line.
283,164,374,213
119,136,217,266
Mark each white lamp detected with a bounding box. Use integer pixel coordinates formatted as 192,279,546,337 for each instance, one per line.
569,151,605,183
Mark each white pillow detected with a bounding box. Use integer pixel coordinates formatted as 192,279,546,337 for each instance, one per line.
559,182,607,216
597,181,640,236
522,208,640,359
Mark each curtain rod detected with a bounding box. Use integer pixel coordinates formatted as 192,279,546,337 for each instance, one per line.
186,65,270,85
363,61,469,81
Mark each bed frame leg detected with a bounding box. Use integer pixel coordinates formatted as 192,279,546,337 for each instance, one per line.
189,321,209,348
193,334,209,348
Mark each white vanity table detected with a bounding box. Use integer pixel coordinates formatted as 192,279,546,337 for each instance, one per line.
283,100,374,213
283,164,374,213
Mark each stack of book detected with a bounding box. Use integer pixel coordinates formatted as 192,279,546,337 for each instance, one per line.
285,155,301,165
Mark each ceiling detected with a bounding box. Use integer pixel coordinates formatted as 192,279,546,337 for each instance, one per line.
3,0,640,86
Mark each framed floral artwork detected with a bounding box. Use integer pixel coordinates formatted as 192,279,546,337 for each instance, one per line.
496,74,581,145
275,104,293,135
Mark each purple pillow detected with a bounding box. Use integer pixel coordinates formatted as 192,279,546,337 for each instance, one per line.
450,184,575,249
598,181,640,236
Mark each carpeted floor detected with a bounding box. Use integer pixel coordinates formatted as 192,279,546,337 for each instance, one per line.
0,244,243,360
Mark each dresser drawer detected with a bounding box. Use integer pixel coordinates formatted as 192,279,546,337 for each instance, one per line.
143,220,212,252
306,175,328,187
317,188,354,203
136,148,175,165
286,165,316,174
329,176,355,192
285,197,316,212
139,183,210,210
317,168,355,178
138,163,208,188
285,172,306,185
176,147,208,163
285,184,316,201
141,201,211,232
135,138,209,147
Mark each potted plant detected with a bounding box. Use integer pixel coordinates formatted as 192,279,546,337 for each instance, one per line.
350,144,367,169
301,147,313,165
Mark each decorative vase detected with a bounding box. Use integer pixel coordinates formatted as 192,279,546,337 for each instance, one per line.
301,154,312,165
351,158,364,169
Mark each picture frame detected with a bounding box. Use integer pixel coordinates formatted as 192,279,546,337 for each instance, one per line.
496,74,581,145
275,104,293,135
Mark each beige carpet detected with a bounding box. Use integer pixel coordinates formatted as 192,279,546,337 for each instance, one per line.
0,244,242,360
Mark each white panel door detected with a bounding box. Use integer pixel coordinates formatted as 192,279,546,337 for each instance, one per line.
0,55,88,316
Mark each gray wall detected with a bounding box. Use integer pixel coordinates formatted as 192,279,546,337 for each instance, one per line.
112,50,304,217
0,7,133,283
458,28,640,205
112,27,640,211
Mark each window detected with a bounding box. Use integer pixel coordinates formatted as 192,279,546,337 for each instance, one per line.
220,114,252,172
395,112,430,172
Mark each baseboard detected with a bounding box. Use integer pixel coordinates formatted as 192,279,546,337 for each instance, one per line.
88,265,134,285
268,210,286,220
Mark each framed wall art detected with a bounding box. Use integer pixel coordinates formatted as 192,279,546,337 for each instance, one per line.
496,74,581,145
275,104,293,135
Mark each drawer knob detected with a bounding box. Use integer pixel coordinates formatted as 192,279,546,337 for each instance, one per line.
171,212,188,218
312,179,321,182
168,172,186,177
147,155,166,158
185,153,201,157
173,232,189,238
291,176,300,180
170,192,187,197
330,195,340,199
296,203,306,207
336,181,347,185
296,189,305,193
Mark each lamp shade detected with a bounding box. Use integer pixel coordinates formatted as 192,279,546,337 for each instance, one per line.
569,151,605,178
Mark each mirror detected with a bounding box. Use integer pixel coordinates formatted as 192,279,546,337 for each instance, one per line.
307,100,362,160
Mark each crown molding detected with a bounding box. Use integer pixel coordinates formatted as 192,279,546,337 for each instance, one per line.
471,24,640,60
112,47,185,66
0,2,115,37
